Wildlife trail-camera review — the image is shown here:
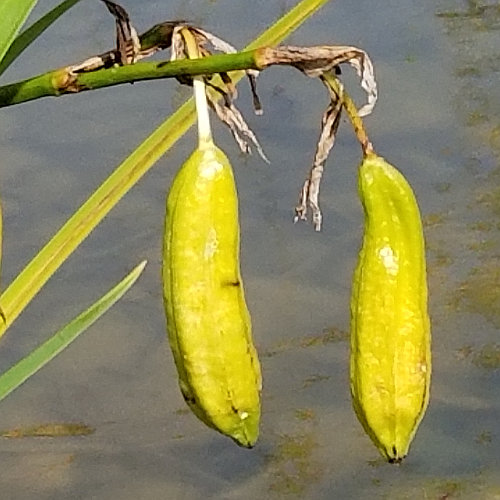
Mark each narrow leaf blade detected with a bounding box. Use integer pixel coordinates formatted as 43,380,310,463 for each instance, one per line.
0,260,146,403
0,0,39,65
0,0,83,77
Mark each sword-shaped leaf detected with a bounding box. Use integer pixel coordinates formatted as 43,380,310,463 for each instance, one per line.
0,0,38,65
0,261,146,403
0,0,83,77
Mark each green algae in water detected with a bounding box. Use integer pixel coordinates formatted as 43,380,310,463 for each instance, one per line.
472,343,500,370
431,479,466,499
174,407,191,416
294,408,315,421
262,326,348,358
467,221,493,232
434,182,452,194
475,430,492,445
266,408,322,496
0,422,94,438
383,474,500,500
455,342,500,371
466,110,488,126
301,374,330,389
466,240,496,252
267,432,322,495
299,327,349,347
476,186,500,217
458,260,500,328
422,212,447,228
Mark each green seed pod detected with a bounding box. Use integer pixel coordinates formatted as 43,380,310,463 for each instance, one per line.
350,152,431,462
162,142,261,448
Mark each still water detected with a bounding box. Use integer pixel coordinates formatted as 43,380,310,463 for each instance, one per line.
0,0,499,498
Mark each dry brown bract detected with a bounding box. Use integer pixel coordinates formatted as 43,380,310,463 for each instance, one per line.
67,1,378,230
170,25,268,162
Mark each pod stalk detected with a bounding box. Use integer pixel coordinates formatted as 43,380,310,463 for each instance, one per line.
181,28,213,148
322,72,373,156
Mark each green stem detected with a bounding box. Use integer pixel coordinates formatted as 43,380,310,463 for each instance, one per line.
0,51,262,108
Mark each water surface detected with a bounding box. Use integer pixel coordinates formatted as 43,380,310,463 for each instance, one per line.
0,0,499,498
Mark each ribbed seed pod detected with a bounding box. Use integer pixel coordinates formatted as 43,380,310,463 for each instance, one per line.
350,152,431,462
162,142,261,448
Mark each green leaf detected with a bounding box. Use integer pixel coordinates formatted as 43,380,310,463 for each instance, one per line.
0,0,83,77
0,0,39,65
0,260,146,403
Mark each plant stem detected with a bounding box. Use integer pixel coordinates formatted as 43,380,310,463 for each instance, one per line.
181,28,213,147
322,72,373,155
0,51,262,108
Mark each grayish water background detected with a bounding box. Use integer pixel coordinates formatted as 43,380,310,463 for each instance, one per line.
0,0,499,498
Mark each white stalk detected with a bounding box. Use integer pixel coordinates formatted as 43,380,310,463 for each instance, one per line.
193,76,213,149
180,27,213,149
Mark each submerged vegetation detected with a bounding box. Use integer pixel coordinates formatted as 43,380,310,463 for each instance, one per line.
0,422,95,438
267,431,322,495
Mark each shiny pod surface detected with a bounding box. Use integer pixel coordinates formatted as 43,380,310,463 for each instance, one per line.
162,144,261,448
350,153,431,462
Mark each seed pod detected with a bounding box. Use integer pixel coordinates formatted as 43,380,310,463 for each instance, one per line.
350,152,431,462
162,142,261,448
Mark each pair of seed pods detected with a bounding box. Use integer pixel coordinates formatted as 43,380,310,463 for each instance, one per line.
162,145,431,461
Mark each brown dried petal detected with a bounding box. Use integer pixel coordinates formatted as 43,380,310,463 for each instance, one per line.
171,27,266,159
209,96,269,163
191,27,238,54
347,54,377,117
260,45,377,117
170,26,187,62
247,70,263,115
101,0,140,64
69,21,186,74
295,81,343,231
191,27,263,114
